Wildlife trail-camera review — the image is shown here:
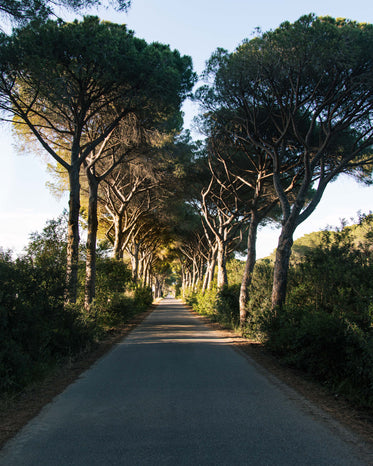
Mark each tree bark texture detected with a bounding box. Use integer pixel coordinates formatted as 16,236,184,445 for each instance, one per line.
271,223,294,312
84,173,99,310
217,239,228,289
65,164,80,304
113,215,124,260
239,214,259,326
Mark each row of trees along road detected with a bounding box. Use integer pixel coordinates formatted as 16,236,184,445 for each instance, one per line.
0,16,196,308
181,14,373,325
1,9,373,325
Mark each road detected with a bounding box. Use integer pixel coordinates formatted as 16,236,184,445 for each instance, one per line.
0,298,370,465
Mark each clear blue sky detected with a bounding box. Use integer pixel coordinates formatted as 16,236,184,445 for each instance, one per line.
1,0,373,257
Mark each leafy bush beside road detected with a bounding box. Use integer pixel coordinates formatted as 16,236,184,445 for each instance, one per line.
0,218,153,395
262,217,373,406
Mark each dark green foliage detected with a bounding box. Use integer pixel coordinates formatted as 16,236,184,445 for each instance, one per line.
0,216,152,395
249,215,373,405
0,218,96,392
246,259,273,315
242,259,273,338
263,307,373,405
189,288,217,316
0,254,94,392
185,284,240,329
225,259,245,285
94,259,132,299
286,216,373,330
25,214,67,306
215,285,240,327
86,258,134,327
92,294,137,328
0,0,131,25
134,286,153,309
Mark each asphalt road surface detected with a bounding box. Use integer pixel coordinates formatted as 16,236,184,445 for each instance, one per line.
0,298,371,465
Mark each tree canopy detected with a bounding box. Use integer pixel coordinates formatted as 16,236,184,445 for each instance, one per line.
196,14,373,310
0,0,131,26
0,16,195,303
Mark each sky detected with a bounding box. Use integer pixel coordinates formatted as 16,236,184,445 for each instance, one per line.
1,0,373,258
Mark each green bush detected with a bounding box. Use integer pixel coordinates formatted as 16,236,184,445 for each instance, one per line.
91,293,136,328
193,287,217,316
215,285,240,327
242,259,273,338
0,216,139,395
262,306,373,406
134,286,153,309
183,288,197,307
49,304,96,357
286,225,373,329
0,250,97,393
95,259,132,297
184,284,240,329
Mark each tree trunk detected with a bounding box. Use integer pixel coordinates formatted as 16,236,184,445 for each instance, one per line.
185,270,191,289
239,213,259,326
201,269,208,294
217,239,228,289
84,172,99,311
143,257,150,286
207,253,216,290
132,242,139,282
113,215,123,260
202,250,216,293
154,277,161,298
65,164,81,304
191,260,198,292
138,255,144,283
271,223,295,312
181,267,186,296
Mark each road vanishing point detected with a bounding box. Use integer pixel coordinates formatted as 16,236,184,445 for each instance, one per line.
0,298,371,465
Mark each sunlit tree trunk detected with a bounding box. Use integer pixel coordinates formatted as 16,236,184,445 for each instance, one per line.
207,257,216,290
113,217,122,260
271,223,294,312
239,212,259,325
216,238,228,289
84,171,99,310
133,242,139,282
65,160,80,304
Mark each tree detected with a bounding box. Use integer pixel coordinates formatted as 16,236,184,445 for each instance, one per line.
200,15,373,311
195,99,281,323
0,0,131,26
0,17,195,303
101,166,156,261
82,114,174,309
200,167,245,289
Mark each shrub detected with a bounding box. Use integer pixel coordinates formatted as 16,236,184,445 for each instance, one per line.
183,288,197,307
92,293,137,328
184,285,240,329
134,286,153,309
193,287,217,316
95,259,132,298
240,260,273,338
215,285,240,327
286,226,373,329
0,216,138,395
262,306,373,406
